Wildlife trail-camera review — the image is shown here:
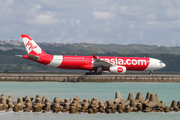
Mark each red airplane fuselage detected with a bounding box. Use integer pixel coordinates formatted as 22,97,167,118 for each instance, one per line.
20,34,166,74
23,54,150,71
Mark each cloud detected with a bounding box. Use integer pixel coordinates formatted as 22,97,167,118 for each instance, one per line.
93,11,117,20
26,11,59,25
1,0,180,46
76,20,81,26
165,9,180,20
0,0,13,18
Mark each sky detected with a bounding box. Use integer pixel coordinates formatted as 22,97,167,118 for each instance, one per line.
1,0,180,46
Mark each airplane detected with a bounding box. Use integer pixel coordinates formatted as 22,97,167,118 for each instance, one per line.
17,34,166,75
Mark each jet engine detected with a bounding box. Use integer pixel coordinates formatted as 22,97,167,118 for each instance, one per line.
109,66,126,73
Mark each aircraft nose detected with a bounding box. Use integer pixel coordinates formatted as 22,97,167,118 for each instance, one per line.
162,63,166,68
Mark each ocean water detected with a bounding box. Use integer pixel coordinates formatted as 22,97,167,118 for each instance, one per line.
0,82,180,120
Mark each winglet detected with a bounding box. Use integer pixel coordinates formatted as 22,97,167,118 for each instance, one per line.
93,55,98,59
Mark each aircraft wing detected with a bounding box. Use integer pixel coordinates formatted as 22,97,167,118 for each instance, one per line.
93,55,113,68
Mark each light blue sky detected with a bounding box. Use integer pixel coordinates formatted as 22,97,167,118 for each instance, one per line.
1,0,180,46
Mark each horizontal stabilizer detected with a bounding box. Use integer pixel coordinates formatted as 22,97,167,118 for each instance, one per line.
16,55,23,57
27,54,39,61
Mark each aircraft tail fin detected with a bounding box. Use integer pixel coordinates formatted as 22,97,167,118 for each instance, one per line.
21,34,47,55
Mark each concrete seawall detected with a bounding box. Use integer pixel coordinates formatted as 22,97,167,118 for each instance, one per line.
0,73,180,82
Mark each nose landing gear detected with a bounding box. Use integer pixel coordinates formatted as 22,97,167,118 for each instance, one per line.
149,70,153,75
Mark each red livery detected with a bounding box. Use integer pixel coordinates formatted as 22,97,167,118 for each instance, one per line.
18,35,166,75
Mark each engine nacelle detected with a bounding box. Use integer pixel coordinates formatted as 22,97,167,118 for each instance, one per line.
109,66,126,73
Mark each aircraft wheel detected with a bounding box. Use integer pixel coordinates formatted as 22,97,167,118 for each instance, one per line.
85,72,90,75
98,72,102,75
149,70,153,75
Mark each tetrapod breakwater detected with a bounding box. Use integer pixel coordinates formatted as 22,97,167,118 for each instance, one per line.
0,91,180,113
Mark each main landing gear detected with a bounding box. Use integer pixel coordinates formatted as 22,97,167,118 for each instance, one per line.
149,70,153,75
85,71,102,75
85,67,103,75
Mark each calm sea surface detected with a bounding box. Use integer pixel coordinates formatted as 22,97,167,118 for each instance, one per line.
0,82,180,120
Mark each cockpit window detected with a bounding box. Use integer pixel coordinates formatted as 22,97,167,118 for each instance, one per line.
159,61,162,63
